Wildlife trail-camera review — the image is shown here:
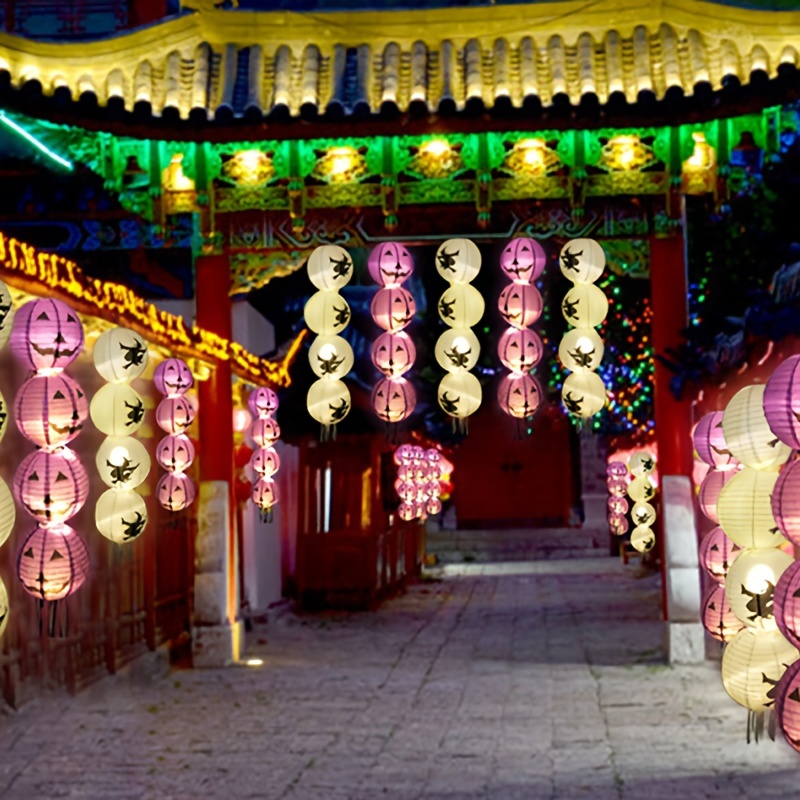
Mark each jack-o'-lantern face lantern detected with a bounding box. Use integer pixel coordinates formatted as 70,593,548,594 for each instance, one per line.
372,331,416,377
0,279,14,349
371,377,416,423
250,446,280,477
498,284,542,329
497,374,542,419
93,327,148,383
368,242,414,287
0,390,7,445
157,472,196,512
10,298,84,372
17,524,90,601
14,449,89,525
394,479,417,502
250,417,280,447
156,396,196,435
252,477,279,510
371,287,416,332
156,434,195,474
308,245,353,291
497,328,543,372
248,387,279,418
154,358,193,397
607,496,629,515
15,374,88,448
608,511,628,536
499,238,545,284
702,584,744,643
699,526,740,583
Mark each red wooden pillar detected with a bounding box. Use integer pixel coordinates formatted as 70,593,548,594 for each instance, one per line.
195,252,236,621
128,0,167,28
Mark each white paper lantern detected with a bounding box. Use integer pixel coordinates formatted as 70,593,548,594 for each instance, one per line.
303,291,352,335
0,477,14,548
558,327,605,373
96,488,148,544
722,385,792,471
631,525,656,553
718,468,784,549
435,239,481,284
307,379,351,426
628,452,656,478
722,628,798,711
0,279,14,350
93,326,148,383
631,501,656,527
96,436,151,490
90,383,146,436
628,476,656,503
561,284,609,328
561,372,607,418
438,284,485,328
435,329,480,373
725,548,794,630
308,335,354,380
438,372,482,419
307,245,353,291
558,238,606,284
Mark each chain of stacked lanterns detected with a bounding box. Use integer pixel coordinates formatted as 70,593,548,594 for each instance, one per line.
605,452,659,554
248,387,281,521
394,445,449,522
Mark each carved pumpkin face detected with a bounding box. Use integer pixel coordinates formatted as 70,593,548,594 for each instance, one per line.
10,298,84,372
0,390,7,446
497,328,543,372
702,583,744,643
308,245,353,291
372,331,416,377
693,411,738,470
95,488,148,544
763,355,800,450
497,374,542,419
304,291,351,335
698,469,736,524
394,480,417,502
558,327,605,372
607,477,627,497
309,335,354,380
89,383,146,437
371,287,416,333
93,326,148,384
606,461,628,478
607,496,629,515
499,237,546,283
558,238,605,284
698,526,740,583
774,660,800,753
154,358,193,397
438,284,484,328
252,477,279,510
307,379,351,426
773,461,800,547
775,561,800,650
17,524,90,601
156,396,196,434
435,328,480,374
250,417,280,447
249,446,280,477
248,387,279,418
157,472,196,512
14,449,89,525
438,371,482,419
371,377,416,423
368,242,414,287
156,434,196,474
393,444,414,466
14,374,88,449
608,511,628,536
0,279,14,349
95,436,151,490
498,284,542,329
435,238,481,284
398,501,416,521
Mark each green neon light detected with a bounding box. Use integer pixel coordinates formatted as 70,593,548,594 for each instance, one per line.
0,112,73,171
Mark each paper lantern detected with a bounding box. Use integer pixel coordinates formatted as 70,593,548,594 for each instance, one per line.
153,358,193,397
631,502,656,527
249,446,280,477
438,285,485,328
0,278,14,349
435,238,481,284
96,436,151,490
435,329,480,374
496,374,542,419
0,390,7,446
698,469,737,524
155,396,196,435
371,378,416,423
775,660,800,752
702,583,745,642
561,372,606,417
773,460,800,547
367,242,414,287
308,245,353,291
157,472,196,512
17,524,90,601
628,476,656,503
96,489,148,544
628,452,656,478
499,237,545,283
558,238,605,284
725,547,794,630
775,561,800,649
10,298,84,372
722,385,791,471
14,373,88,448
561,284,609,328
307,379,351,426
631,526,656,553
438,372,482,419
607,461,628,477
608,512,629,536
427,498,443,515
372,332,416,377
371,287,416,332
558,328,605,373
304,291,351,335
14,448,89,525
398,502,416,522
699,526,741,583
395,480,417,502
89,383,145,437
607,496,629,515
718,468,784,549
156,434,195,473
250,417,280,447
308,335,354,380
607,477,628,497
393,445,413,466
763,355,800,450
693,411,738,470
498,284,542,330
0,478,15,547
252,477,279,511
497,328,543,372
0,578,8,638
93,327,148,383
248,387,279,418
721,628,798,712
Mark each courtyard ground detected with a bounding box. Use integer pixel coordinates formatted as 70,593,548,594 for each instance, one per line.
0,558,796,799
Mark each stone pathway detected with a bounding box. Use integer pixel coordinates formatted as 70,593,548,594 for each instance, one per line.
0,558,796,799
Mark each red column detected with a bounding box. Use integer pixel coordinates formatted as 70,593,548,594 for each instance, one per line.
195,253,235,620
128,0,167,28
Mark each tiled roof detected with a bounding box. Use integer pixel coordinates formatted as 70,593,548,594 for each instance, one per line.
1,0,799,123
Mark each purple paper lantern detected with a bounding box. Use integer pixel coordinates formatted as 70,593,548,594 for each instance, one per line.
248,387,279,419
499,237,546,284
367,242,414,287
775,560,800,649
698,526,741,583
776,659,800,753
17,524,90,601
157,472,196,512
497,328,543,372
14,373,88,448
249,446,280,478
763,355,800,450
607,496,629,515
702,583,745,642
497,373,542,419
693,411,738,470
155,396,196,435
371,331,416,377
14,448,89,525
698,469,737,524
155,434,195,474
250,417,280,447
371,287,416,332
252,477,279,511
371,377,416,423
608,511,629,536
607,477,628,497
607,461,628,477
153,358,193,397
498,284,543,329
772,460,800,548
10,298,84,372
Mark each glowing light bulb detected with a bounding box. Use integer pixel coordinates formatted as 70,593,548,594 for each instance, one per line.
576,336,594,353
108,446,130,467
318,343,337,361
452,337,470,354
328,148,356,175
421,139,450,158
744,564,775,596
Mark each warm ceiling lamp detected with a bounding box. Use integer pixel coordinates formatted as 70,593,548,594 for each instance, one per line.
420,139,451,159
328,147,358,176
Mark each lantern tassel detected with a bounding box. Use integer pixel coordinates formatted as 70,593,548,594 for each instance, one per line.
747,710,766,744
767,709,777,742
47,600,57,638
